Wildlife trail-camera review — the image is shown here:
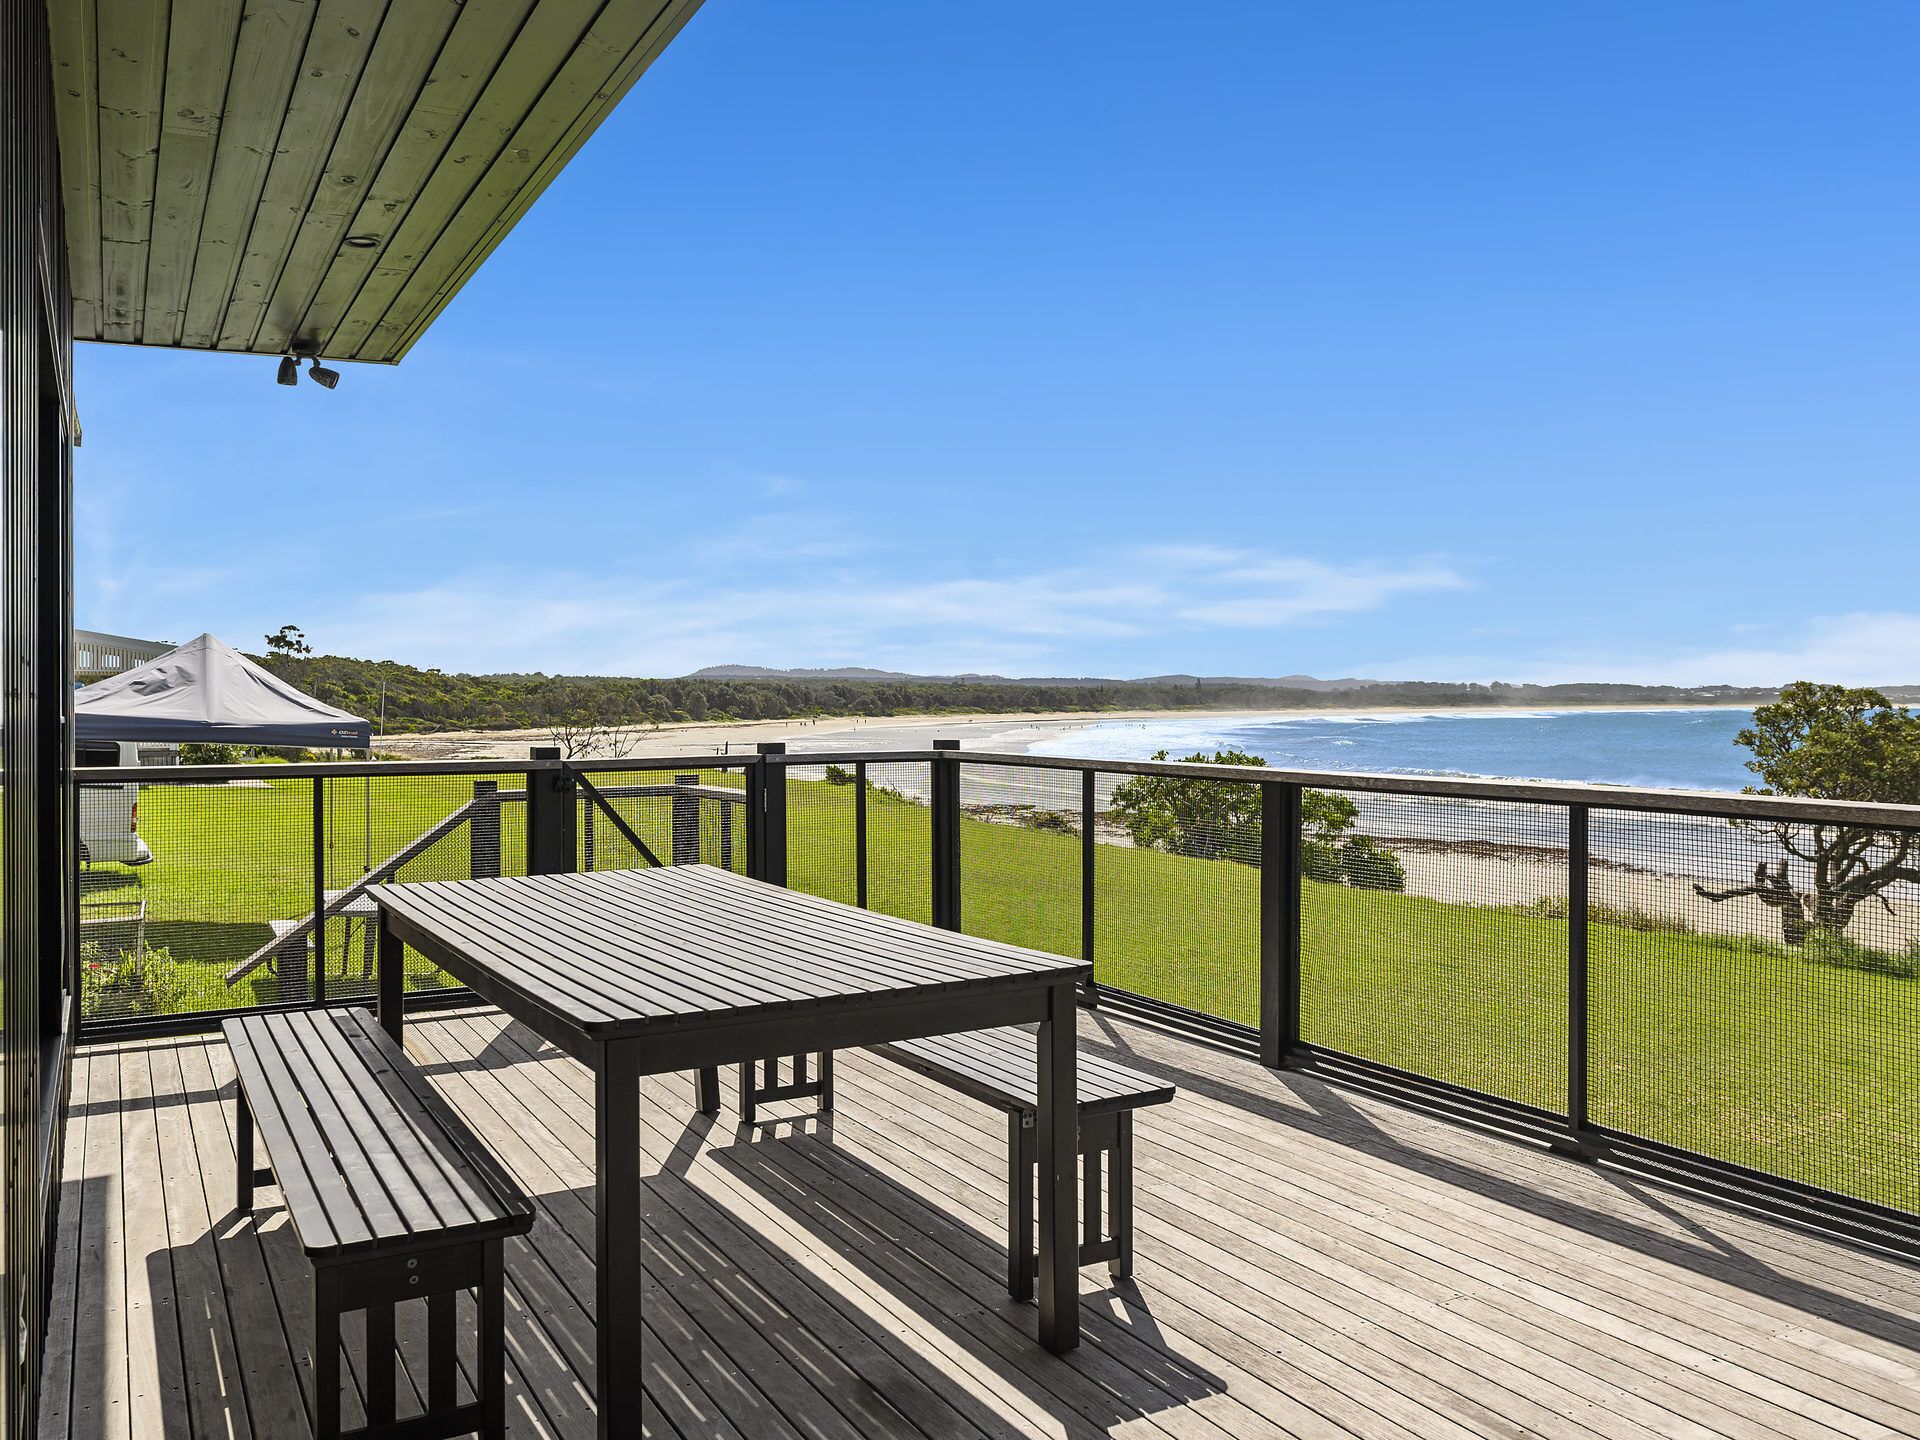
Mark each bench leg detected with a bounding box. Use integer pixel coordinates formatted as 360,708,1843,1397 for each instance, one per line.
313,1267,341,1440
696,1066,720,1115
236,1090,254,1213
428,1290,456,1412
366,1301,396,1425
736,1062,757,1125
1007,1113,1035,1301
482,1240,506,1440
735,1054,832,1123
1111,1112,1134,1282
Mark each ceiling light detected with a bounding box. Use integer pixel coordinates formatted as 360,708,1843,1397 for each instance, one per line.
344,234,379,249
307,358,341,390
276,354,299,386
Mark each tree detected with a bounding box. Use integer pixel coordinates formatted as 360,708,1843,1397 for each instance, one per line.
1694,682,1920,945
535,678,657,759
1107,750,1406,889
264,624,312,656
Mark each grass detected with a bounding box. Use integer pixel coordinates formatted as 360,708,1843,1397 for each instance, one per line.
78,770,1918,1213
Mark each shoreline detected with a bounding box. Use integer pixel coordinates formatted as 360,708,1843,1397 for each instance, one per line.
376,701,1753,763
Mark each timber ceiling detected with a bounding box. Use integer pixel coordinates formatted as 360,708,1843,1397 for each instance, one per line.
46,0,702,363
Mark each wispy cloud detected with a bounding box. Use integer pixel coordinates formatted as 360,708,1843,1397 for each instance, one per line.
309,543,1468,676
1365,612,1920,688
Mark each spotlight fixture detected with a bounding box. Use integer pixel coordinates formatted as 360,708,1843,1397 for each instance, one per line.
307,358,341,390
276,354,298,386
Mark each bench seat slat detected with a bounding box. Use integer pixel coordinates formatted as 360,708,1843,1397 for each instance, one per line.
224,1008,533,1260
871,1024,1176,1115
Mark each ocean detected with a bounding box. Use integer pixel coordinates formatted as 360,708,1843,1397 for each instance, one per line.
1024,707,1758,792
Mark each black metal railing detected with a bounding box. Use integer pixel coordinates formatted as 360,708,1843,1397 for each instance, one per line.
74,740,1920,1255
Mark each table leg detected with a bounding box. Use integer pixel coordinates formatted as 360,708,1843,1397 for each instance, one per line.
595,1043,644,1438
1037,979,1080,1352
377,912,404,1043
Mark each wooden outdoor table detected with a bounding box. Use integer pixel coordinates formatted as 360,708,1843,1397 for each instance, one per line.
373,864,1090,1439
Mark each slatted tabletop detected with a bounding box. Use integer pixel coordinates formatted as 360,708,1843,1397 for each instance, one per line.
223,1008,535,1259
874,1025,1176,1115
375,865,1089,1038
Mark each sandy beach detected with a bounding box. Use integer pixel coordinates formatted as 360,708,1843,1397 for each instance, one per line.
375,702,1749,764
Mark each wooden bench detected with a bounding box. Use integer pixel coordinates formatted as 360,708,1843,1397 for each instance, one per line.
224,1007,535,1440
706,1028,1174,1298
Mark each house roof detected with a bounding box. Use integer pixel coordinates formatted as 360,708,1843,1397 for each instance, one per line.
46,0,703,363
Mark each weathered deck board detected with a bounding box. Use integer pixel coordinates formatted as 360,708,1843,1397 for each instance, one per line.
41,1009,1920,1439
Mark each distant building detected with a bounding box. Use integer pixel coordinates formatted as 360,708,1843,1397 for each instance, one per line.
74,629,175,685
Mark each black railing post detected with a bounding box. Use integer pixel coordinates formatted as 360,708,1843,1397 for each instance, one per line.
470,779,500,880
1259,781,1303,1068
1566,803,1592,1152
854,760,869,908
931,739,961,931
755,743,788,886
310,776,326,1006
526,745,577,876
671,774,700,865
1081,768,1098,1004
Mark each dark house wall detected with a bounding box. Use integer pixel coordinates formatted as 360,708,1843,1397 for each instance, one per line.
1,0,77,1435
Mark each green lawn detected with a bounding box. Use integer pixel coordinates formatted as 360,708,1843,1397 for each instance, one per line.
78,769,1918,1213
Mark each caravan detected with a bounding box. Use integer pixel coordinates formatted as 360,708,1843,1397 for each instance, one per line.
76,739,155,865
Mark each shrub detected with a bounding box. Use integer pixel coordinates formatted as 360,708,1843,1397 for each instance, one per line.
180,742,246,764
1302,839,1343,883
1340,836,1407,892
824,764,857,785
81,944,188,1018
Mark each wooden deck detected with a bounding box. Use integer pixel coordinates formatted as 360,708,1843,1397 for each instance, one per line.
39,1006,1920,1440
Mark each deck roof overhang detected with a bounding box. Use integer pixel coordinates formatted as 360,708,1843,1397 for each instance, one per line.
46,0,702,364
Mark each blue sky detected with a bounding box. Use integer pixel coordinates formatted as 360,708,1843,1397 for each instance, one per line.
75,1,1919,684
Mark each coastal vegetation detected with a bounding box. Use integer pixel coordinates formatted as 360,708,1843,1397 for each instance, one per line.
1693,681,1920,947
256,650,1785,735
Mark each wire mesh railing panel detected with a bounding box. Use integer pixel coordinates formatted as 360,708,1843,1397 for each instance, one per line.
1588,808,1920,1213
79,774,314,1023
860,760,932,925
580,766,749,875
958,762,1081,958
1301,792,1569,1111
1093,769,1260,1025
786,760,860,905
323,771,523,1003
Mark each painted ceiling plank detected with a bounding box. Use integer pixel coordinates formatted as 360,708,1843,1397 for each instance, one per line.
383,0,703,362
291,0,538,355
293,1,536,355
143,0,246,346
46,0,104,338
217,0,388,350
254,0,462,358
327,0,606,359
95,0,170,340
178,0,316,349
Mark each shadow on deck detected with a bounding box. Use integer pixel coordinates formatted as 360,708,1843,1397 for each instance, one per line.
37,1008,1920,1439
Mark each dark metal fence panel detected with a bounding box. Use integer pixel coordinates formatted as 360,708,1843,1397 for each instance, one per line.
955,761,1082,959
855,759,933,925
1297,790,1571,1114
319,769,526,1008
783,757,861,905
78,773,315,1023
1587,807,1920,1215
1091,767,1262,1027
575,765,750,876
